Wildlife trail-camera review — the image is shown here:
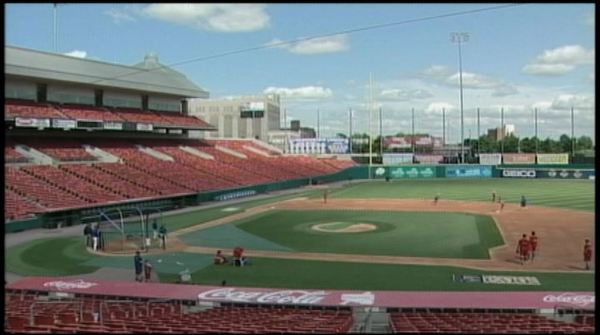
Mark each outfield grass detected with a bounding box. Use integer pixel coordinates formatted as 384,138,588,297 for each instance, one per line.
327,179,594,211
227,210,503,259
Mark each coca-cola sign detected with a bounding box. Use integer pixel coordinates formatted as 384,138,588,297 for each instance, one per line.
198,288,328,305
543,293,595,307
43,279,98,291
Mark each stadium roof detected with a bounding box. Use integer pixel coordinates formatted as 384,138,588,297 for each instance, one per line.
5,46,209,99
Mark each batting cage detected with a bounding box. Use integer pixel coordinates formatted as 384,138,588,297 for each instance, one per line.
93,207,164,254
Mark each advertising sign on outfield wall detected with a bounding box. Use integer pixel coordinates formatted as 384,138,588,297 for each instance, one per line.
51,119,76,129
382,153,414,165
103,121,123,130
414,155,443,164
136,123,154,131
538,169,595,179
15,117,50,129
478,153,502,165
388,166,436,179
501,169,537,178
446,165,492,178
536,153,569,165
502,153,536,164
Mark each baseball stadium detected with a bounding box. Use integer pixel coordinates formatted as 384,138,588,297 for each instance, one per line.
4,4,596,334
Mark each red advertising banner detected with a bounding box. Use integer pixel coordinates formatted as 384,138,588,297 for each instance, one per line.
502,153,536,164
10,277,593,309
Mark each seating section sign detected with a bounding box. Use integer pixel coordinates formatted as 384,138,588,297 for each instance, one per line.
445,165,492,178
502,153,535,164
536,153,569,164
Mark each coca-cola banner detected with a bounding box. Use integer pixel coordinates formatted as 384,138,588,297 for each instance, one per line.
6,276,595,309
479,153,502,165
15,117,50,128
414,155,443,164
502,153,536,164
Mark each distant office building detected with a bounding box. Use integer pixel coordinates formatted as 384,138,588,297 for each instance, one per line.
188,94,280,140
487,125,515,141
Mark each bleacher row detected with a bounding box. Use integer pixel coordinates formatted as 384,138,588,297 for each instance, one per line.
5,137,355,220
5,100,212,128
389,311,595,334
4,290,353,334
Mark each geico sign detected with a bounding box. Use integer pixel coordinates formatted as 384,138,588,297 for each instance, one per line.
502,170,536,178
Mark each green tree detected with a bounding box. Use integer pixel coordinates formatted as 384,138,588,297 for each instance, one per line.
559,134,572,153
577,136,593,150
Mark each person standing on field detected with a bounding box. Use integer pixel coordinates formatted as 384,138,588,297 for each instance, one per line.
152,219,158,240
159,224,167,250
323,189,328,204
492,190,496,203
529,231,538,261
134,251,143,282
516,234,530,265
583,239,593,270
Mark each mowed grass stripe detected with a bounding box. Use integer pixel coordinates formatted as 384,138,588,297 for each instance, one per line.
333,180,594,211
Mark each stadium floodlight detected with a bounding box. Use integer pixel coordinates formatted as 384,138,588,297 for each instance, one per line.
451,32,469,163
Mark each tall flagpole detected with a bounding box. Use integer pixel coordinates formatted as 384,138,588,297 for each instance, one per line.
53,3,58,52
534,108,538,154
411,108,415,154
442,108,446,145
500,107,504,155
477,107,480,156
379,107,383,157
369,73,373,176
571,106,575,158
348,107,353,154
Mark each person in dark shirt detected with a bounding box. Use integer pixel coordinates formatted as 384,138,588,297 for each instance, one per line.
134,251,143,282
83,224,92,247
159,225,167,250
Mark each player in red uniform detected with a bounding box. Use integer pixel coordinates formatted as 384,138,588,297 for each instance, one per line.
529,231,538,261
583,239,592,270
516,234,530,265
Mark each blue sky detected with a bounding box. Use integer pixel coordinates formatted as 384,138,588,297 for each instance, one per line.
5,3,595,141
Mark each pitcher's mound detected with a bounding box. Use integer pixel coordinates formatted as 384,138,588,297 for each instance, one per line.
312,222,377,233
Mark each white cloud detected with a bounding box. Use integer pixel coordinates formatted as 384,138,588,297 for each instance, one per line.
531,101,552,110
422,65,452,79
522,45,594,76
589,72,595,83
379,88,432,101
267,35,349,54
550,94,595,110
425,102,455,115
522,63,575,76
104,8,136,24
445,72,501,89
263,86,333,100
143,4,269,32
536,45,594,65
64,50,87,58
492,85,519,97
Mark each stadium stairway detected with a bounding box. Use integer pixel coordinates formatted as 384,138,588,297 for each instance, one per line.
349,308,391,333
